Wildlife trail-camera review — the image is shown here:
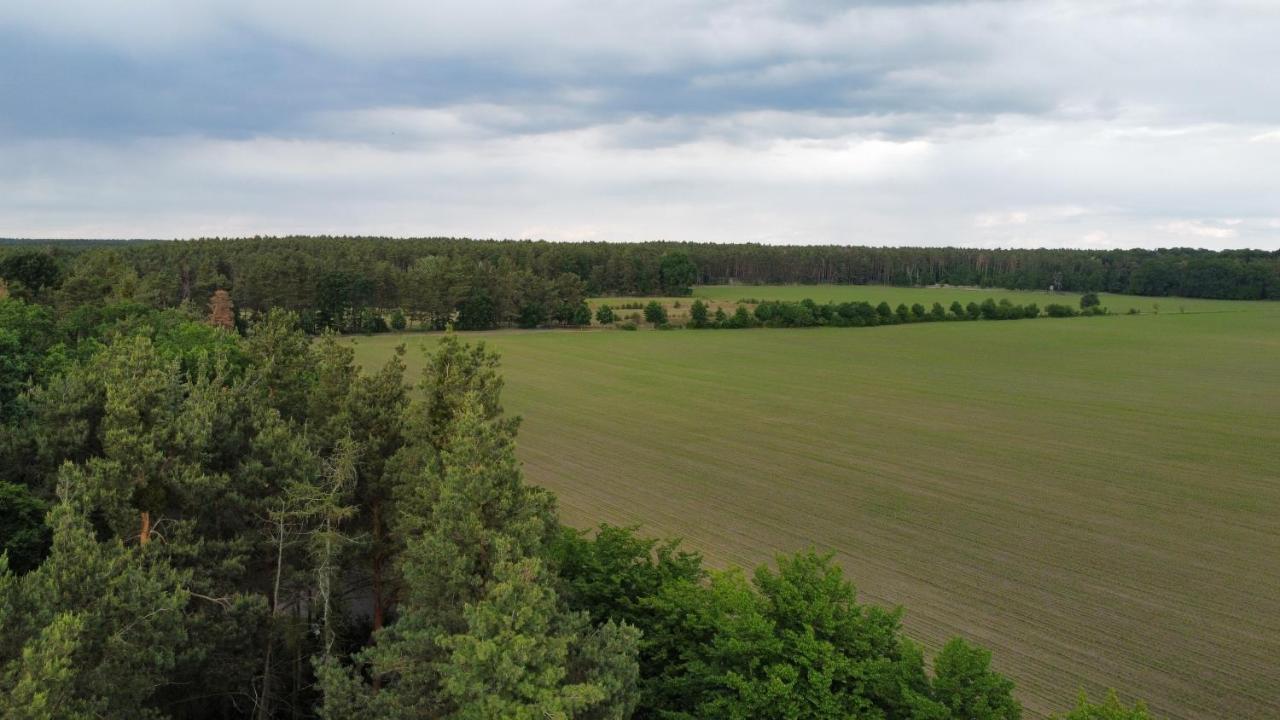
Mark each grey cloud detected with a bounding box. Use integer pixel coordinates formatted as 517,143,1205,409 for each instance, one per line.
1,1,1279,248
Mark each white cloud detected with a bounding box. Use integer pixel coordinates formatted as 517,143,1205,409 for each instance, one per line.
974,212,1030,228
1160,221,1238,240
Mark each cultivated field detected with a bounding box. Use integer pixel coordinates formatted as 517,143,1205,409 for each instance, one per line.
345,287,1280,719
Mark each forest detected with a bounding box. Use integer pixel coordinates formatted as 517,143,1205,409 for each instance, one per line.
0,238,1275,334
0,280,1157,718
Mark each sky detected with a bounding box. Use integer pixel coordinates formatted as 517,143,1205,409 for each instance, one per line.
2,1,1279,249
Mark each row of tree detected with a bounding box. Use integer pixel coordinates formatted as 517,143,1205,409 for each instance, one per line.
678,295,1103,329
0,293,1154,718
1,237,1275,331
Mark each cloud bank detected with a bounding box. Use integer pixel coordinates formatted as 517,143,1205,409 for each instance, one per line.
2,0,1279,248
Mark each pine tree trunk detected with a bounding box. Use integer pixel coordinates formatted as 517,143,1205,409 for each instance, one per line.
259,516,285,720
372,501,384,633
140,511,151,546
372,500,384,693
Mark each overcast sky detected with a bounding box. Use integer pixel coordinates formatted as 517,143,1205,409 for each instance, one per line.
3,1,1279,249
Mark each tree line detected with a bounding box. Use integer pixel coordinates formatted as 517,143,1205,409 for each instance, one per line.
0,237,1274,333
0,292,1154,719
653,295,1106,330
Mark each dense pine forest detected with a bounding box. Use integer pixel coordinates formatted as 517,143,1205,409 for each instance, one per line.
0,238,1275,334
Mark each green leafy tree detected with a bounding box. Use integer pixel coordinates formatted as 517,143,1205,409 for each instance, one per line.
389,308,407,331
877,301,895,324
571,301,594,327
930,302,947,321
688,300,709,328
0,252,62,300
658,253,697,296
642,550,943,719
1080,293,1101,309
643,301,667,327
950,301,966,319
1053,691,1152,720
932,638,1021,720
595,304,615,325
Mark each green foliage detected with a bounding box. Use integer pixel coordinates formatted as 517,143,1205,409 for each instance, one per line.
688,299,709,328
0,251,62,300
409,333,511,456
595,304,615,324
0,502,189,718
437,556,613,719
571,301,594,327
0,483,49,574
323,364,638,720
658,252,697,295
932,638,1021,719
389,307,407,331
877,301,895,323
1053,691,1153,719
1080,292,1101,309
639,551,947,719
643,301,668,327
0,299,59,424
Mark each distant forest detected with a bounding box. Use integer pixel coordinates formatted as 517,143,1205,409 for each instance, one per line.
1,238,1275,333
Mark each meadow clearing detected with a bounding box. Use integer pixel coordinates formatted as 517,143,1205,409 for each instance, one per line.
345,287,1280,719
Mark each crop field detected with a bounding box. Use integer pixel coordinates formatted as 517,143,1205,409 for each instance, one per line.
345,287,1280,719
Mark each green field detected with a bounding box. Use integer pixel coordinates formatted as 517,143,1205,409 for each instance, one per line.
346,287,1280,719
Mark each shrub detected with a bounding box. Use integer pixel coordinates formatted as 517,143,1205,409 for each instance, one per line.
571,301,593,326
390,308,407,331
595,304,615,324
1045,303,1078,318
643,301,668,327
688,299,709,328
876,301,895,324
619,321,638,331
1080,292,1101,309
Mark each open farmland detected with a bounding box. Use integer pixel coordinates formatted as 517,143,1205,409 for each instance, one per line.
345,288,1280,719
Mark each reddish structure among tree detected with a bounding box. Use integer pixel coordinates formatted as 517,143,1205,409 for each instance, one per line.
209,289,235,330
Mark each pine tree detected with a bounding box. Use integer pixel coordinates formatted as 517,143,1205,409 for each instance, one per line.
320,390,637,720
0,501,189,718
438,555,607,719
